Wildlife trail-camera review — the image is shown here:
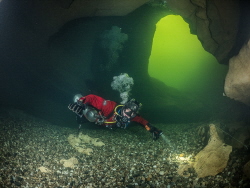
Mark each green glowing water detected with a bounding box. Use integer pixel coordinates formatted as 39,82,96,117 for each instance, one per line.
149,15,227,93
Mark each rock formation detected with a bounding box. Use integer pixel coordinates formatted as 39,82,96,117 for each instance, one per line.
166,0,240,63
193,124,232,178
60,157,78,168
67,133,105,155
38,166,51,173
224,40,250,106
166,0,250,106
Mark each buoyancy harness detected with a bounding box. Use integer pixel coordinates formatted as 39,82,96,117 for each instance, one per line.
100,105,130,129
113,105,131,129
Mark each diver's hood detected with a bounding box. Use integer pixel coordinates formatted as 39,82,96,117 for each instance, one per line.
122,99,141,118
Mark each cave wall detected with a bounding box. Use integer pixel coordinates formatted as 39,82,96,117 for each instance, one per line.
223,0,250,105
166,0,240,64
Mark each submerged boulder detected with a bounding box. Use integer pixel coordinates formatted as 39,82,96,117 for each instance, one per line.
193,124,232,178
224,40,250,106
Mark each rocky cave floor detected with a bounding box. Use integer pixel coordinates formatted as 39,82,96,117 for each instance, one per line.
0,109,250,188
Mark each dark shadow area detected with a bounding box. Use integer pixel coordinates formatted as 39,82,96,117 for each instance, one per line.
226,0,250,64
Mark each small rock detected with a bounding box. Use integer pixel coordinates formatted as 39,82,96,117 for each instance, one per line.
159,171,165,175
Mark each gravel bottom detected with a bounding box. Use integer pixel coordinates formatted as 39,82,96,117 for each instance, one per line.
0,109,249,188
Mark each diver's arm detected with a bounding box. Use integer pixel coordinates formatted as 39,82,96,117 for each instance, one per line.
131,115,149,128
146,123,163,140
132,116,163,140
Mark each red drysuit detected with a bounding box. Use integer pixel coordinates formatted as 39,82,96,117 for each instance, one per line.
79,94,149,129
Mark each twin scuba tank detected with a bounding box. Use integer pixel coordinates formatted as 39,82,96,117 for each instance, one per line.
73,94,101,123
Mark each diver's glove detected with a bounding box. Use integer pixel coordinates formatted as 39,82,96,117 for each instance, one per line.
145,123,163,141
68,101,86,117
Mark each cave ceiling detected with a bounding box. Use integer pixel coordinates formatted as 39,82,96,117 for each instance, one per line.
8,0,243,64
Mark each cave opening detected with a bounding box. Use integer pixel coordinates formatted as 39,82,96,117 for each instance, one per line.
148,15,228,100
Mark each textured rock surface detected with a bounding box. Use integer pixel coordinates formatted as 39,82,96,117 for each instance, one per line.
38,166,51,173
167,0,240,63
244,160,250,179
224,40,250,106
67,133,104,155
193,124,232,178
60,157,78,168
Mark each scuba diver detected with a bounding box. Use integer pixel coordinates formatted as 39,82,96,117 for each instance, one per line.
68,94,163,140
